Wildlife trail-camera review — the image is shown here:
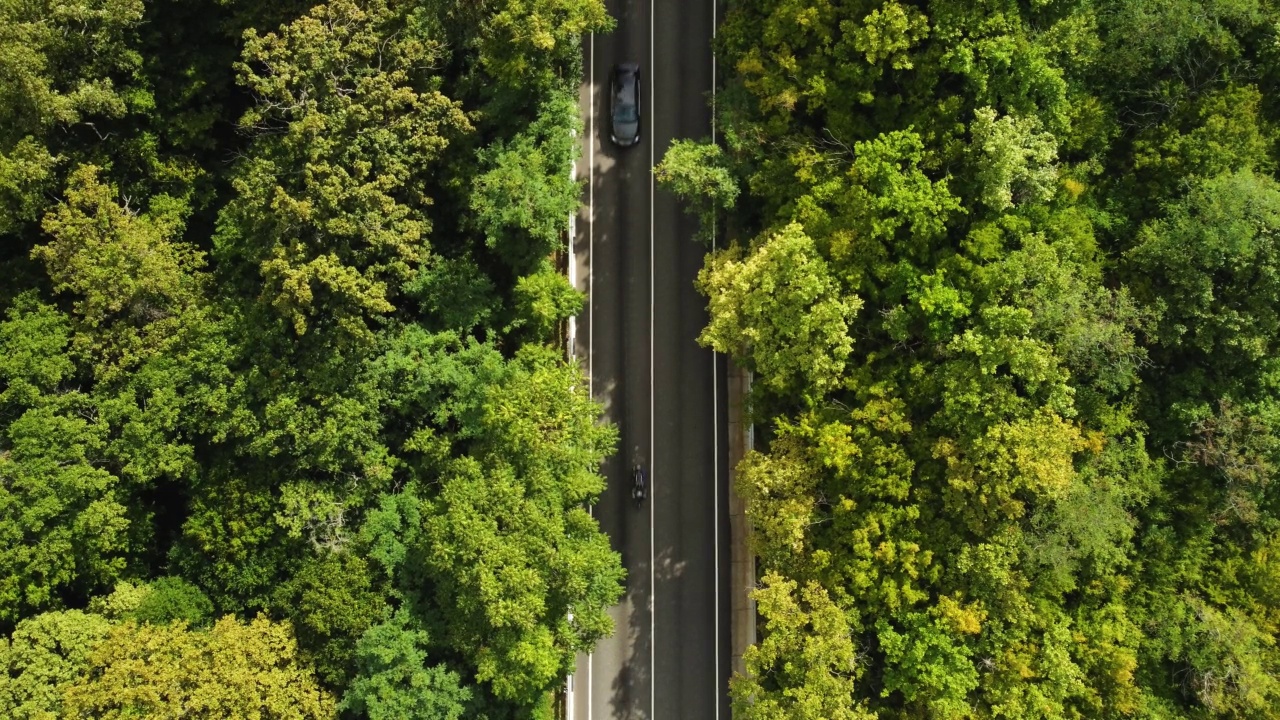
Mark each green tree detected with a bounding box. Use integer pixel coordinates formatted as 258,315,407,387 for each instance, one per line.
1128,169,1280,383
698,222,861,397
461,0,612,90
61,615,335,719
968,107,1059,213
217,0,471,341
0,610,110,719
170,470,308,613
274,552,390,687
0,297,128,622
0,0,147,235
340,611,470,720
417,346,623,705
471,94,581,275
730,572,874,720
509,260,584,342
129,577,214,628
654,139,739,239
402,254,500,334
36,165,205,377
735,436,823,570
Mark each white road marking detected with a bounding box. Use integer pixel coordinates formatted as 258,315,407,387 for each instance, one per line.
711,2,721,717
570,131,581,358
586,28,596,720
648,0,657,716
589,31,596,404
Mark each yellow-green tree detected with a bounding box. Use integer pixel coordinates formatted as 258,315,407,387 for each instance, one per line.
61,615,335,719
0,610,110,719
731,572,875,720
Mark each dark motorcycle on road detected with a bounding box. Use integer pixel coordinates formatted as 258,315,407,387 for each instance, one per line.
632,464,647,507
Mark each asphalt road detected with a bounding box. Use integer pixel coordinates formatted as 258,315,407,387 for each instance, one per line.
569,1,730,718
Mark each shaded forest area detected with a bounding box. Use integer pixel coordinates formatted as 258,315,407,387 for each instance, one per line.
658,0,1280,718
0,0,619,718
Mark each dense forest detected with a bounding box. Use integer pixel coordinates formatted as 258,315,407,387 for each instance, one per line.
6,0,1280,718
656,0,1280,717
0,0,619,718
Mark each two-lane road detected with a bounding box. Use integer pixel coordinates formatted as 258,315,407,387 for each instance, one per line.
571,1,729,718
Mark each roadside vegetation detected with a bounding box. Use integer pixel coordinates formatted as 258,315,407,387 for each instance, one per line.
0,0,617,718
658,0,1280,717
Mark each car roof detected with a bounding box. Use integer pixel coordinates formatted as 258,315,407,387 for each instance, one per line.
615,69,637,96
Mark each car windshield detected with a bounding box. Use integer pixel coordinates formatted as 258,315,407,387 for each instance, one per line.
615,102,638,123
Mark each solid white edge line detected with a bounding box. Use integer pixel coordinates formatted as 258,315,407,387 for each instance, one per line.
711,0,720,714
588,35,595,406
568,136,577,361
649,0,657,717
586,29,596,720
566,64,581,720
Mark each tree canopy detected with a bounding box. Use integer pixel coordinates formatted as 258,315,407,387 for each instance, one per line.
0,0,618,717
685,0,1280,717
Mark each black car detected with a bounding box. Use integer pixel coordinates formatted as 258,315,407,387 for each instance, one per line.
610,63,641,147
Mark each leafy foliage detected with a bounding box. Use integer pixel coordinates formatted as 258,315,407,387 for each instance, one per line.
0,0,618,715
217,0,472,341
654,139,739,238
0,297,128,623
472,94,582,276
340,611,470,720
414,344,622,704
0,609,111,719
731,572,874,720
699,223,861,396
2,608,332,720
61,615,335,719
702,0,1280,716
129,577,215,628
0,0,147,236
